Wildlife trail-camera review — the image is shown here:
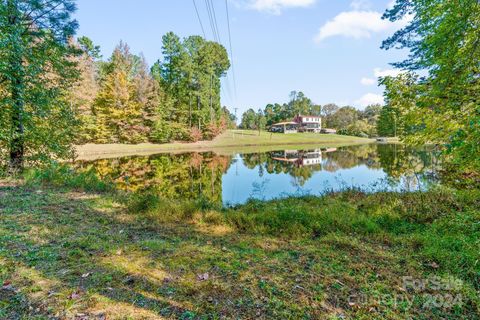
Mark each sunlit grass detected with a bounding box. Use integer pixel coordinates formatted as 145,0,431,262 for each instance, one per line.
75,129,374,160
0,171,478,318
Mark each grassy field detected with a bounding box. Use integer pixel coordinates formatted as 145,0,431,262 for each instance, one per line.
0,168,478,319
75,130,373,160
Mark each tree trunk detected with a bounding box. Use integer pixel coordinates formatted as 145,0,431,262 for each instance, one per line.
9,76,25,170
197,95,201,130
7,1,25,171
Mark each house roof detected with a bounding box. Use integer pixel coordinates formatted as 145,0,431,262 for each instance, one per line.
271,157,299,162
271,121,298,126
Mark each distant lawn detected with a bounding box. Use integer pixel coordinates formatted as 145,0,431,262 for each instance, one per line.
214,130,371,146
76,130,373,160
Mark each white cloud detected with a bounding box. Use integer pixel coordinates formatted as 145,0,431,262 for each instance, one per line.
355,93,384,107
249,0,316,14
360,67,402,86
387,0,397,9
373,67,402,78
360,77,376,86
313,1,411,43
350,0,371,10
314,11,389,42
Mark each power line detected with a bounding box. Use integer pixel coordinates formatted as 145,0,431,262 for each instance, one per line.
209,0,222,44
223,76,233,103
198,0,234,104
225,0,238,99
192,0,206,38
204,0,218,42
206,0,233,103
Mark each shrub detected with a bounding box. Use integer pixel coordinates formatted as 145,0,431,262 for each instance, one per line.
24,163,113,193
202,210,225,225
126,190,200,222
203,120,226,140
189,127,203,142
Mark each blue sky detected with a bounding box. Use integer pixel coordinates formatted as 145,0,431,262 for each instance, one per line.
74,0,407,116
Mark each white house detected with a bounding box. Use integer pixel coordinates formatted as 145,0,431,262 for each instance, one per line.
293,115,322,133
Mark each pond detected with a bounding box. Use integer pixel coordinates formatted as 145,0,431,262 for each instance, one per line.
75,144,441,206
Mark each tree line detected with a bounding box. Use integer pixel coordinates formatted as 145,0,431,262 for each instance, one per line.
240,90,384,138
73,33,235,145
380,0,480,174
1,0,478,176
0,0,234,169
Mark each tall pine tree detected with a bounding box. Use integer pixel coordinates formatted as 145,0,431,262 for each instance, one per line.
0,0,79,169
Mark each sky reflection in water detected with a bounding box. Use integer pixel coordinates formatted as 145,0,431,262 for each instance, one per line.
76,144,441,206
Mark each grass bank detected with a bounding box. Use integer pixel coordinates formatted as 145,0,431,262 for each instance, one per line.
76,130,374,160
0,168,478,319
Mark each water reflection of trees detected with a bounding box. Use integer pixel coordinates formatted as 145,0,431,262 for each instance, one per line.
242,150,322,186
377,144,441,189
75,153,232,204
74,144,440,205
242,144,440,188
322,144,382,172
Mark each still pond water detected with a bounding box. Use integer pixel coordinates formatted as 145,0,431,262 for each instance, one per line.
76,144,441,206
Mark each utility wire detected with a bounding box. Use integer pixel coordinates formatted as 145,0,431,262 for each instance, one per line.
191,0,232,117
192,0,206,38
209,0,222,44
203,0,234,104
204,0,218,42
206,0,233,102
225,0,238,99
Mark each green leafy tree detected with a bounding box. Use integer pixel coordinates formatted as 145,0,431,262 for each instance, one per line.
240,108,257,129
256,108,267,134
329,106,359,131
361,104,382,125
70,37,100,143
94,42,158,143
346,120,371,138
0,0,79,169
78,36,101,60
260,92,321,126
377,105,400,137
221,106,237,129
153,32,230,142
321,103,339,128
382,0,480,171
288,91,313,116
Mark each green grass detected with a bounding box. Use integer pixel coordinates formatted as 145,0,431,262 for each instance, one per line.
76,130,374,160
23,163,114,193
0,168,478,319
213,130,373,147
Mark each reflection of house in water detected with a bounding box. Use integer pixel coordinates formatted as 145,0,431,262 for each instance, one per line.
300,150,322,166
323,148,337,153
271,150,300,163
270,149,323,167
270,148,338,167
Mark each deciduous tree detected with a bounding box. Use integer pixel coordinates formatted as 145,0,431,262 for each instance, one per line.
382,0,480,171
